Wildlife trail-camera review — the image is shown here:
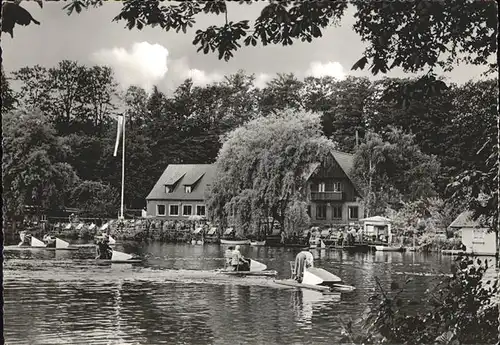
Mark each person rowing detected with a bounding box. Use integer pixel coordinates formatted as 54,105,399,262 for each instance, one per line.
231,245,250,271
293,250,314,283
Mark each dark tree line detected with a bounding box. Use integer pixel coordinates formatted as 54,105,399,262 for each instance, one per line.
1,61,497,222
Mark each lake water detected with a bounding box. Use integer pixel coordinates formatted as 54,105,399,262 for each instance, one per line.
3,242,485,345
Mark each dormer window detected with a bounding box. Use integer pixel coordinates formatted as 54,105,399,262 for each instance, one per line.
165,185,173,193
185,186,192,193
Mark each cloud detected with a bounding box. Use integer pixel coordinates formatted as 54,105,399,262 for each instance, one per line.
185,68,224,86
92,42,169,91
254,73,272,89
306,61,346,80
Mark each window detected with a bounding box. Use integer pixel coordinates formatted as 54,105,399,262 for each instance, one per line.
316,204,327,220
157,204,166,216
348,206,359,219
318,182,326,192
306,205,311,217
165,185,173,193
332,205,342,219
185,186,192,193
196,205,206,216
333,182,342,192
169,205,179,216
183,205,193,216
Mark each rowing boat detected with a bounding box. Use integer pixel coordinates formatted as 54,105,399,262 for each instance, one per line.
250,240,266,246
374,245,405,252
220,239,251,245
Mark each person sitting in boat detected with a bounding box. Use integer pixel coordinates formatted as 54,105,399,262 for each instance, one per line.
96,237,113,260
18,231,32,246
231,245,250,271
43,234,56,248
293,250,314,283
225,246,234,268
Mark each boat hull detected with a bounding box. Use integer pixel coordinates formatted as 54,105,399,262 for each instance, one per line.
274,279,355,293
45,247,79,251
250,240,266,246
218,270,277,277
374,245,405,252
220,239,251,245
96,259,143,264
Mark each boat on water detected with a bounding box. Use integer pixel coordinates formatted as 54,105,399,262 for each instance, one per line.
441,249,466,255
250,240,266,246
374,245,405,252
217,258,277,277
220,239,251,245
46,238,79,251
9,232,78,251
96,250,143,264
275,262,355,293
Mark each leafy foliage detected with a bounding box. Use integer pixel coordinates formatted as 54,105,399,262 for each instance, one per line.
1,66,18,111
56,0,497,77
340,255,499,345
2,110,79,220
352,128,440,216
1,0,41,38
11,60,118,134
70,180,119,218
207,109,333,234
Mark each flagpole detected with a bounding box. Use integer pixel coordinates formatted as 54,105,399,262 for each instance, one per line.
120,113,125,220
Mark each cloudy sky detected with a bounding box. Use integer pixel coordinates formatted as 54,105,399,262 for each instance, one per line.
2,2,490,93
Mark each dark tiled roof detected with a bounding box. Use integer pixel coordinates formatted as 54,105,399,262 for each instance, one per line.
449,211,481,228
330,150,362,196
146,164,217,201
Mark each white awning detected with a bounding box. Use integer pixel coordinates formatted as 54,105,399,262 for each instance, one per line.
88,223,96,230
208,227,217,235
100,223,109,231
65,223,72,230
76,223,84,230
224,228,234,235
321,229,330,236
194,227,202,234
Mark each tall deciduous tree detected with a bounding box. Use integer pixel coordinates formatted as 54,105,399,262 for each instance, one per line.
2,110,79,221
11,60,118,134
352,128,440,216
1,66,18,111
207,108,334,234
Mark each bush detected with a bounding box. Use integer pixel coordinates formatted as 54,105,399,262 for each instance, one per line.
340,255,499,344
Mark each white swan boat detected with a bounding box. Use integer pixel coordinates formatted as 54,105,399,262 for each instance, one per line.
275,263,355,293
96,250,143,264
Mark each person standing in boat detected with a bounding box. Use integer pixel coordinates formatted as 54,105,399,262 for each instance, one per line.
293,250,314,283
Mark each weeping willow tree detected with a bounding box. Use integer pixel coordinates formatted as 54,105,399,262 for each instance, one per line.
206,108,335,236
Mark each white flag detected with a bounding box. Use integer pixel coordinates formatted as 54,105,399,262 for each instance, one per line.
110,115,124,157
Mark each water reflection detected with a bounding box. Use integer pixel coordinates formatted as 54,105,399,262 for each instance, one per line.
291,290,341,326
4,242,483,345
